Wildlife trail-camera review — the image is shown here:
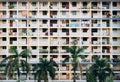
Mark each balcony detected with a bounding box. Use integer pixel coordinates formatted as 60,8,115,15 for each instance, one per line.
18,6,27,9
31,50,39,54
101,32,110,36
8,5,17,9
69,22,79,27
0,32,7,36
59,32,68,36
49,3,59,9
112,41,120,45
112,22,120,27
60,39,69,45
39,39,49,45
28,6,38,9
92,41,101,45
0,23,8,27
102,49,111,54
10,41,17,45
81,13,91,18
28,40,38,45
80,33,90,36
83,49,91,54
0,41,7,45
81,41,90,45
39,49,48,53
93,49,101,54
81,22,90,27
92,32,100,36
0,6,6,9
0,50,6,55
70,33,78,37
50,49,59,53
50,40,59,45
18,40,26,45
112,32,120,37
40,24,49,27
113,50,120,54
9,32,17,36
18,23,26,27
92,14,101,18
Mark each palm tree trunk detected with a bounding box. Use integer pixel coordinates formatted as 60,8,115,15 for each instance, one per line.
26,56,28,79
17,68,20,82
44,75,48,82
73,68,76,82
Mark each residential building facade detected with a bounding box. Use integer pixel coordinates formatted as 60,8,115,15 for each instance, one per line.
0,0,120,81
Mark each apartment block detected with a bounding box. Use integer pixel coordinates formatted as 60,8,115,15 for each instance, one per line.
0,0,120,81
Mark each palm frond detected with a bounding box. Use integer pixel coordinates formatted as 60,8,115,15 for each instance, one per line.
63,55,70,63
19,49,31,58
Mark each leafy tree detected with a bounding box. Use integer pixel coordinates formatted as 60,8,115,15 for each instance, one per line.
89,56,113,82
63,41,86,82
33,58,58,82
0,46,31,82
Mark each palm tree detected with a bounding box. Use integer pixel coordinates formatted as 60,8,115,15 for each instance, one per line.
0,46,31,82
33,58,58,82
89,56,113,82
63,41,86,82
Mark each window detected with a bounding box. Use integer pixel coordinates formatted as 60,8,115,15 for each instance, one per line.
31,46,37,49
2,46,6,49
32,2,36,6
43,2,47,7
83,38,87,41
72,11,76,15
32,37,37,39
22,20,26,23
62,73,66,75
113,38,117,41
43,20,47,24
83,29,88,32
43,11,47,15
43,46,47,49
22,46,27,49
22,2,26,6
2,2,6,6
32,55,37,58
92,29,98,32
32,11,36,15
113,2,117,7
62,29,67,32
53,11,57,15
2,11,6,15
62,55,67,58
113,46,117,50
72,2,77,7
43,55,47,58
62,11,66,15
94,46,97,49
2,20,6,24
43,28,47,32
113,11,117,15
72,28,76,32
83,11,87,14
2,55,6,58
113,28,117,32
31,28,36,32
2,37,6,41
2,28,6,32
32,20,37,23
83,2,87,6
